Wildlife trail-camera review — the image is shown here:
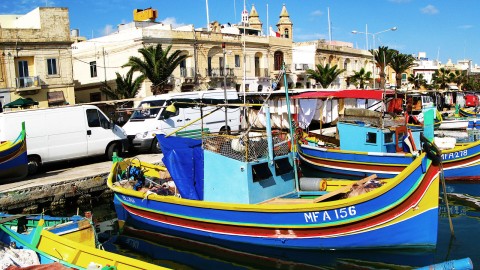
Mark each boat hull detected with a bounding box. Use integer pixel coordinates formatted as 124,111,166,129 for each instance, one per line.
110,154,439,250
0,133,28,182
299,140,480,181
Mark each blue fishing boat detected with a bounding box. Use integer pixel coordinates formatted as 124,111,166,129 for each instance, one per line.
0,122,28,182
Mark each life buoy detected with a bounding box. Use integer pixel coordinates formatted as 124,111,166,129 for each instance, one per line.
319,179,327,191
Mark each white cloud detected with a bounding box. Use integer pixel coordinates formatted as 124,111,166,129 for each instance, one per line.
421,5,439,14
310,10,323,17
101,24,114,36
458,25,473,29
159,17,186,28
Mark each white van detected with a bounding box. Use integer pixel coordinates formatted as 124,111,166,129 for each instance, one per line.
0,105,128,174
122,89,241,153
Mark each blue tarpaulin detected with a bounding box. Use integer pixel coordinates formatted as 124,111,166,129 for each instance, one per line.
156,134,204,200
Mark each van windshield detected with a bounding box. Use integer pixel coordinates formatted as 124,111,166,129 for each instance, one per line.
130,100,165,120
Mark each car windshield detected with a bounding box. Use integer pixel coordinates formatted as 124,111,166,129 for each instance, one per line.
130,100,165,120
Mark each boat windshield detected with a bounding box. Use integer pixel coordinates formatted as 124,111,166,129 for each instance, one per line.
130,100,165,120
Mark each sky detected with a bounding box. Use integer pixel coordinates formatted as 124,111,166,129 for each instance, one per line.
1,0,479,65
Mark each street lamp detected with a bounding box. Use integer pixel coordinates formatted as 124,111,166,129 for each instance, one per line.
352,25,397,88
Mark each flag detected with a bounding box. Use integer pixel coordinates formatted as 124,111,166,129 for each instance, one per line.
269,26,280,37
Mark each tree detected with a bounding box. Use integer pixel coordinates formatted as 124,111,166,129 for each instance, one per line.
407,73,427,89
123,44,188,95
370,46,396,89
348,67,372,89
389,52,416,89
100,70,144,100
306,63,345,88
431,67,451,90
449,70,467,89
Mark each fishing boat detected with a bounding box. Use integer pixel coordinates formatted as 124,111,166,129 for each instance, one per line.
0,122,28,182
108,128,439,250
0,216,166,269
459,107,480,118
298,104,480,181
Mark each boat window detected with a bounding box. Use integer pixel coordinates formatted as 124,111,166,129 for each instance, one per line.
274,158,293,176
252,162,273,182
366,132,377,144
130,100,165,120
384,132,394,143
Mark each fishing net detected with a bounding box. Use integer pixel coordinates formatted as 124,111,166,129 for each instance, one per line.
202,131,290,162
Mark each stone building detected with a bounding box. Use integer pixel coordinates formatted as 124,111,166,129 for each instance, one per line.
72,5,294,103
0,7,75,109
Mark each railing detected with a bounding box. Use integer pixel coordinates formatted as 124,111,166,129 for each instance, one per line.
255,68,269,77
180,67,196,78
16,76,40,88
206,68,235,78
294,64,312,71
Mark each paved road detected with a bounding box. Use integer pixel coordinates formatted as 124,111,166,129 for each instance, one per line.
0,153,164,193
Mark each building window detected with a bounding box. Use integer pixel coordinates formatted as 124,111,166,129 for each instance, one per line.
235,55,240,67
90,92,101,102
274,51,284,71
47,58,58,75
284,28,289,38
90,61,97,78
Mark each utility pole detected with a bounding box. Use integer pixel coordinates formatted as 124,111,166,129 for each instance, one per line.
222,42,229,134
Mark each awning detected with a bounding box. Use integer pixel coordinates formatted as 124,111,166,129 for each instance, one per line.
47,91,66,105
3,98,39,108
292,89,394,100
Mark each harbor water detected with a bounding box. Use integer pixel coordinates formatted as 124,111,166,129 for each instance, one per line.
85,181,480,269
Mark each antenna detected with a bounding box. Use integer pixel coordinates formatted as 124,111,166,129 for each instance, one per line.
327,7,332,44
206,0,210,31
234,0,237,23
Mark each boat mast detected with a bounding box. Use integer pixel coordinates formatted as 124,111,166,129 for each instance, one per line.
282,63,300,191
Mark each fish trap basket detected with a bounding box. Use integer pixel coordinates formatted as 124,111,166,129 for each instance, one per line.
202,132,291,162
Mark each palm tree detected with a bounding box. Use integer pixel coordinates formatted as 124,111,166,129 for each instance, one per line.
389,52,416,89
431,67,451,90
100,70,144,100
348,67,372,89
407,73,427,89
306,63,345,88
449,70,468,89
370,46,396,89
123,44,188,95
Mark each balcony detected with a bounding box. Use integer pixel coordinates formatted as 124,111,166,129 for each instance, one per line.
180,67,196,78
255,68,269,78
15,76,41,93
294,64,312,71
206,68,235,78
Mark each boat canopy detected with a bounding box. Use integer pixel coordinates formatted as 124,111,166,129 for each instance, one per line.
292,90,394,100
157,134,204,200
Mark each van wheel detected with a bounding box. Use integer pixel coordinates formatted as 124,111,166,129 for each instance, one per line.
151,138,161,153
219,127,230,135
27,156,41,175
107,143,121,160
